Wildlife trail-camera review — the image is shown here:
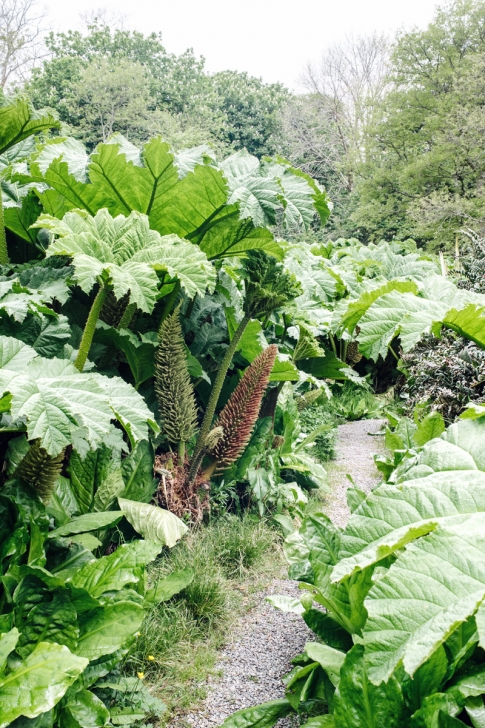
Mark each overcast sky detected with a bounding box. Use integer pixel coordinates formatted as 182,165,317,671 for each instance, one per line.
44,0,443,89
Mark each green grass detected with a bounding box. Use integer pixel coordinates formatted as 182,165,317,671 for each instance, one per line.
122,515,284,725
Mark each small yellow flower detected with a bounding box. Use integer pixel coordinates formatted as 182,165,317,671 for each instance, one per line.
137,672,145,680
136,632,141,637
147,655,155,661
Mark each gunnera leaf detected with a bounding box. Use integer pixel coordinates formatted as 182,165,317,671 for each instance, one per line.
154,309,198,446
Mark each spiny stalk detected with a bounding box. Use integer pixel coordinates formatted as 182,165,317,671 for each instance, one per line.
186,251,300,486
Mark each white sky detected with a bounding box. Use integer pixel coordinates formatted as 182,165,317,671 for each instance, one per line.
43,0,443,89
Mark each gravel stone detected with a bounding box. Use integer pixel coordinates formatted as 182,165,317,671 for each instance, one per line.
169,419,386,727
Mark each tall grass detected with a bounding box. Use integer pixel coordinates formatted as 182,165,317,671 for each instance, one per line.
123,515,283,723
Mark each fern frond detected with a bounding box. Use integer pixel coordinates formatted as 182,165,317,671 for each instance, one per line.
155,308,198,446
208,345,278,469
15,440,64,502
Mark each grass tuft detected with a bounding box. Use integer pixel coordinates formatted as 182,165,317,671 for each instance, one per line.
122,515,283,724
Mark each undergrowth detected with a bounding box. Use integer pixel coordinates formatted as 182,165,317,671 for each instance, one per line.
123,515,285,724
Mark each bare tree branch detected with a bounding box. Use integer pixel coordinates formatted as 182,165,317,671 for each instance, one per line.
0,0,48,89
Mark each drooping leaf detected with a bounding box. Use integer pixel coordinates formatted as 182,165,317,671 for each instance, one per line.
304,642,346,687
145,568,195,605
219,699,294,728
332,471,485,581
118,498,188,547
48,511,124,538
363,516,485,684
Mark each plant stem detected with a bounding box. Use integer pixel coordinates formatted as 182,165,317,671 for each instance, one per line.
178,440,185,462
0,190,9,265
118,302,136,330
187,312,251,485
185,293,197,319
157,282,181,336
202,460,217,481
388,345,400,362
329,333,337,357
75,281,109,372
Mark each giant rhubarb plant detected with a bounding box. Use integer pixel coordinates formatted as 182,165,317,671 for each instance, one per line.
155,308,198,460
187,251,301,484
203,344,278,479
32,208,216,371
0,93,59,264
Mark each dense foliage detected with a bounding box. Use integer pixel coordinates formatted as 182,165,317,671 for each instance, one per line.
222,409,485,727
2,2,485,723
25,20,288,156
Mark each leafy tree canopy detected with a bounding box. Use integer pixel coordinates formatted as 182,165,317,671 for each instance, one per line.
26,19,288,156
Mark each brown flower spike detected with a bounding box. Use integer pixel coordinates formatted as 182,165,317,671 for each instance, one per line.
207,345,278,470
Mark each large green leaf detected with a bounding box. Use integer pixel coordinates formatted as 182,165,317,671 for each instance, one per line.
145,568,195,606
0,337,157,456
0,641,87,727
0,628,19,671
358,290,446,360
76,601,145,660
66,446,116,515
332,645,404,727
36,208,216,301
15,588,79,656
120,440,156,503
363,515,485,684
287,513,371,635
337,280,419,334
304,642,346,687
219,699,294,728
332,471,485,581
69,540,160,598
63,689,110,728
118,498,188,548
393,419,485,483
443,304,485,349
48,511,124,538
0,95,60,156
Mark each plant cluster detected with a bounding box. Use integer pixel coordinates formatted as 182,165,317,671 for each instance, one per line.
222,408,485,727
2,78,485,727
398,331,485,422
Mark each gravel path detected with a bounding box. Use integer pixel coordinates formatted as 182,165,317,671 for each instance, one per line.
169,419,386,728
323,418,386,528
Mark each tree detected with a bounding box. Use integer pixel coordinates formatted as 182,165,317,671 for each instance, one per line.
281,34,389,235
210,70,288,157
352,0,485,247
64,57,158,147
301,33,390,188
0,0,47,89
25,19,289,157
